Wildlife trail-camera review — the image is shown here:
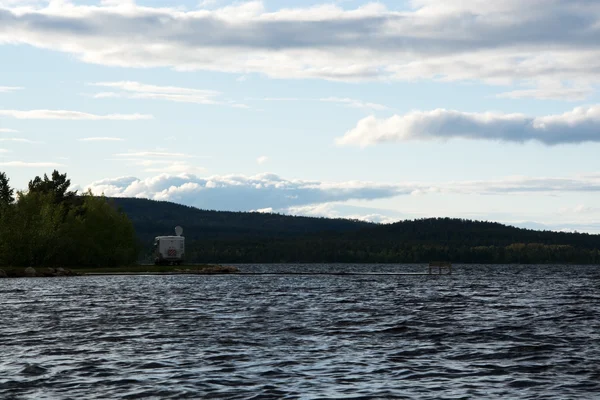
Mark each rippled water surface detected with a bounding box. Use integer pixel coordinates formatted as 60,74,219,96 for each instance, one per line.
2,264,600,399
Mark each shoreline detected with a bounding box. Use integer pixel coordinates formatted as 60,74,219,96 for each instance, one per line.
0,264,240,278
2,263,599,279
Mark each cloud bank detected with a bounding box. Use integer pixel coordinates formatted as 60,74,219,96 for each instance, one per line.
85,172,600,215
1,1,600,94
337,106,600,147
86,173,414,211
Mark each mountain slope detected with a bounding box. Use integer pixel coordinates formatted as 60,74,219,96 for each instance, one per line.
110,197,373,243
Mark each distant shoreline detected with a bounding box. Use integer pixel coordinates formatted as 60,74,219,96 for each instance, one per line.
2,263,599,279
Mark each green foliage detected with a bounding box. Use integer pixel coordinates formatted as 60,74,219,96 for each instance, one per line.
58,192,138,267
1,191,65,266
0,172,137,268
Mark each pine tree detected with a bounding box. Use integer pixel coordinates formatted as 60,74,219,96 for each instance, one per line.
0,171,14,206
28,170,77,204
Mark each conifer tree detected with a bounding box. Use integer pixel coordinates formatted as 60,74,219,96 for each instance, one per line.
28,170,76,204
0,171,14,206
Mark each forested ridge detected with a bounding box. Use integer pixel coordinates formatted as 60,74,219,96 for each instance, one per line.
111,198,600,265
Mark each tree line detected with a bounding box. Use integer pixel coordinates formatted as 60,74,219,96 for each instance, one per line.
117,198,600,265
180,238,600,264
0,171,138,268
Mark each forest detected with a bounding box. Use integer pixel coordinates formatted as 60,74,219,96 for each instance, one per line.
0,171,138,268
113,197,600,265
2,170,600,267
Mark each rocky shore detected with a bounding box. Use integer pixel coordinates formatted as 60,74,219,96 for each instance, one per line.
0,265,240,278
0,267,80,278
174,265,240,274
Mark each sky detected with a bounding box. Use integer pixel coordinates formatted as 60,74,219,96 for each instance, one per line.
1,0,600,232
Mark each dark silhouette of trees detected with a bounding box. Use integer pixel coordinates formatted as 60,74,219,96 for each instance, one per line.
0,171,14,206
0,171,137,268
111,198,600,265
28,170,77,204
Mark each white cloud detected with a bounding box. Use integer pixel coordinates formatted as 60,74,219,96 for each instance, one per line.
0,109,153,120
258,96,388,110
114,151,195,158
0,128,18,133
90,81,247,107
1,1,600,96
558,205,599,215
319,97,388,111
78,137,124,142
93,81,219,96
92,92,121,99
261,98,301,102
0,0,45,5
285,203,399,224
0,86,23,93
0,161,65,167
0,137,38,143
337,105,600,147
0,148,9,153
444,174,600,195
496,80,594,101
257,155,268,165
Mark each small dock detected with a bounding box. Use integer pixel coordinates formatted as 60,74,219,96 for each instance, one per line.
428,261,452,275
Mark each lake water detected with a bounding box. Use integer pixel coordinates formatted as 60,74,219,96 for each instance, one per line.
1,264,599,399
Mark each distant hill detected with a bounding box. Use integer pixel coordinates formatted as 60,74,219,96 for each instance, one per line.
349,218,600,248
111,197,600,264
110,197,373,242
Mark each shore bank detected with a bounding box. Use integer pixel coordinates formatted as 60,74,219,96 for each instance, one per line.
0,264,240,278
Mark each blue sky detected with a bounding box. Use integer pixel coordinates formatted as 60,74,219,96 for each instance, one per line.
2,0,600,232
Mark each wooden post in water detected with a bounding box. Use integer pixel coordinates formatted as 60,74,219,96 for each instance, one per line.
428,261,452,275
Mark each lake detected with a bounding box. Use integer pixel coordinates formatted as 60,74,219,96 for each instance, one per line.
1,264,599,399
